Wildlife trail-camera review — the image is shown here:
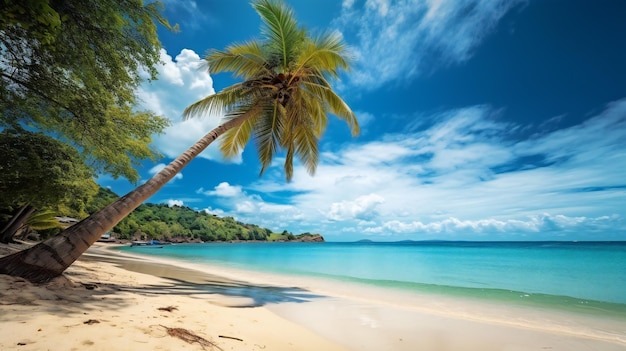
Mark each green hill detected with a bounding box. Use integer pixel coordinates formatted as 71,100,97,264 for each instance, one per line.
85,187,322,243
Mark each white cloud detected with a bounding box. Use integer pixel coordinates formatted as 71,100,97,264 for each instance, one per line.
196,182,303,231
335,0,526,89
248,100,626,239
136,49,243,163
367,0,390,16
368,214,623,235
516,100,626,169
204,207,226,216
327,193,385,221
167,199,184,207
158,49,184,86
199,182,244,198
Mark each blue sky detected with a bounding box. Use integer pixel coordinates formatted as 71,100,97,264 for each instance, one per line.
98,0,626,241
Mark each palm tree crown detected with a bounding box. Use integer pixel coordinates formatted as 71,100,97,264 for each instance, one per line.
184,0,359,180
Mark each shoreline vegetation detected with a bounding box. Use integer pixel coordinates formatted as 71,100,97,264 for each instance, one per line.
66,187,326,245
1,242,625,351
100,233,325,245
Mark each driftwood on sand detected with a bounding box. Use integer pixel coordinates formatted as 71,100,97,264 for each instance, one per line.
160,325,223,351
157,306,178,312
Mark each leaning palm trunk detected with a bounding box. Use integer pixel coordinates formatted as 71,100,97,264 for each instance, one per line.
0,0,358,283
0,114,251,283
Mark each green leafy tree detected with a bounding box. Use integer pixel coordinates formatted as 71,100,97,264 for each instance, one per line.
168,222,191,238
112,217,139,240
0,0,359,282
0,0,173,181
85,187,120,215
83,187,271,241
0,129,98,243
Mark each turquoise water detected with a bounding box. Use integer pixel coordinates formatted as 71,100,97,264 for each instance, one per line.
117,241,626,316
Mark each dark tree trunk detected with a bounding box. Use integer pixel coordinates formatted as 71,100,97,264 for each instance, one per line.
0,204,35,244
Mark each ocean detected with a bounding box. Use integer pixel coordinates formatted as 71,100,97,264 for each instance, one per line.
117,241,626,317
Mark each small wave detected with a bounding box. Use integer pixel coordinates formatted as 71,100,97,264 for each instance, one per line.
303,272,626,319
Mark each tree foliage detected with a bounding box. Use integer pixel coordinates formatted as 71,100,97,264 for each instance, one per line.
81,187,327,243
87,188,273,242
0,129,98,213
121,204,273,242
0,0,174,181
0,129,98,242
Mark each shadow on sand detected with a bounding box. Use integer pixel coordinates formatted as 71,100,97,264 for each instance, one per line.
78,253,325,308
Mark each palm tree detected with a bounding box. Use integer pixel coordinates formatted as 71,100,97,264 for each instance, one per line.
0,0,359,283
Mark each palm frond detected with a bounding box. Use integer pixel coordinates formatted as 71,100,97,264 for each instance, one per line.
220,107,255,158
23,210,61,231
279,95,319,180
207,42,270,79
255,102,285,176
183,83,252,119
301,80,359,136
293,123,319,176
291,31,351,81
252,0,304,71
280,112,319,180
297,88,326,137
283,143,295,181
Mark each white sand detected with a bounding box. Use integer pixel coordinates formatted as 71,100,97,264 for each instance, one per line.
1,243,625,351
0,244,345,351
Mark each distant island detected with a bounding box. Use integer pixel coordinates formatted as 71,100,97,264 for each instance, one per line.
63,187,324,244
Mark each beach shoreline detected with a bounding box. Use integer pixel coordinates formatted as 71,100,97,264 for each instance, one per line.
1,242,625,350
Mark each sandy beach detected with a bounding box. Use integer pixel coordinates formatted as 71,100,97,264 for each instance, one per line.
1,243,625,351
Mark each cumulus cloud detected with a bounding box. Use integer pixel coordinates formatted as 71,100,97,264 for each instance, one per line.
137,49,242,163
137,49,214,116
158,50,184,86
334,0,526,89
196,182,303,231
167,199,184,207
198,182,243,198
327,193,385,221
204,207,226,216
